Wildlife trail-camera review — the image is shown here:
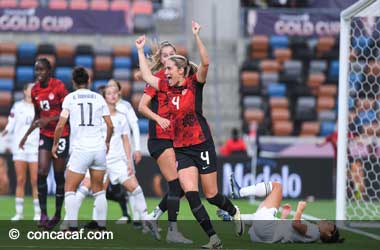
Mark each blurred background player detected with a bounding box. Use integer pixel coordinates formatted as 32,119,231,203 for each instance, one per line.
220,128,247,157
52,67,113,230
229,175,344,244
19,58,69,229
136,20,244,249
107,79,143,225
138,40,192,243
2,83,40,221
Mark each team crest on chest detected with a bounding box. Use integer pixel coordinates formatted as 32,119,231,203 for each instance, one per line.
182,89,188,95
48,92,55,100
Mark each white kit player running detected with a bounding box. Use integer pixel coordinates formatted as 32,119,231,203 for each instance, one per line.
2,83,40,221
52,67,113,230
229,174,344,244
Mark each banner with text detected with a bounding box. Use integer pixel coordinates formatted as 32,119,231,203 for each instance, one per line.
0,7,130,34
246,9,340,37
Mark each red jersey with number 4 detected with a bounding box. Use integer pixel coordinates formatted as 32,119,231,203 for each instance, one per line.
144,69,174,140
159,74,212,148
31,78,70,138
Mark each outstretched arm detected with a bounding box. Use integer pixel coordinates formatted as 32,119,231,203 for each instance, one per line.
193,21,209,83
136,35,160,90
291,201,308,236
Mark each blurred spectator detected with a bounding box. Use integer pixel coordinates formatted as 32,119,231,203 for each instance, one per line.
220,128,247,156
317,128,338,160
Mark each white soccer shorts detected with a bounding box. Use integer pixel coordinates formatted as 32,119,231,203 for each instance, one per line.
67,150,106,174
12,151,38,163
106,158,133,185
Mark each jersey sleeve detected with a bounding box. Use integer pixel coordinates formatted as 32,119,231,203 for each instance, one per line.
305,223,320,241
5,103,16,133
121,117,130,136
57,82,69,103
144,84,157,98
61,95,71,116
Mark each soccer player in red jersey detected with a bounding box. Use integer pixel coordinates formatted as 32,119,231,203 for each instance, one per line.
19,58,69,229
136,21,244,249
138,41,191,243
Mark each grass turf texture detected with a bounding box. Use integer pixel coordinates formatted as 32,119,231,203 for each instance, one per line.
0,196,378,250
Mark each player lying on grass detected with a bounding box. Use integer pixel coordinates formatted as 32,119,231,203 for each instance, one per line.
224,174,344,244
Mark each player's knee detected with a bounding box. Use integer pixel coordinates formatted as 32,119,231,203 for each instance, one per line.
168,179,182,197
206,193,223,205
16,176,26,187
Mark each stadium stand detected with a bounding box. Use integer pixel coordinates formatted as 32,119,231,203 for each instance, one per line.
240,35,340,136
0,40,187,134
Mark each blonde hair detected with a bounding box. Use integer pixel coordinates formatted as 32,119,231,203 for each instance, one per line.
148,40,176,73
167,55,198,77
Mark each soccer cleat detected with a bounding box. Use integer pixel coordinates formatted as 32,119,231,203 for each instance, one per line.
115,216,131,224
233,206,244,237
37,213,49,228
166,230,193,244
33,213,41,221
216,209,232,221
201,234,222,249
354,189,362,200
45,215,61,230
11,214,23,221
230,173,241,199
59,220,69,231
145,220,161,240
83,220,99,229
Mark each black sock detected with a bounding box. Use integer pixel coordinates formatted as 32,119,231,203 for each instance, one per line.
167,179,182,222
106,184,129,217
37,174,48,215
119,194,129,217
207,193,237,216
54,171,65,217
185,191,216,237
158,193,168,212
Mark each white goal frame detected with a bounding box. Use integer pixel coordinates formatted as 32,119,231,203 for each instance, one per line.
337,0,380,221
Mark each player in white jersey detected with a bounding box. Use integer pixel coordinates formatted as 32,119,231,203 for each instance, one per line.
107,79,144,224
2,83,40,221
52,67,113,230
229,175,344,244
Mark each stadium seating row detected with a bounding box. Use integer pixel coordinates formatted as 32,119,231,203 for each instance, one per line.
0,41,188,134
241,35,340,136
0,0,152,13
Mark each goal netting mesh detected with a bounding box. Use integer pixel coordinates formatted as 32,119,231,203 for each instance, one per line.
345,15,380,220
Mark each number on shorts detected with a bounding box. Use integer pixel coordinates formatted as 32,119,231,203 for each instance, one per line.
200,151,210,165
78,103,94,127
57,138,66,154
39,100,50,111
172,96,180,110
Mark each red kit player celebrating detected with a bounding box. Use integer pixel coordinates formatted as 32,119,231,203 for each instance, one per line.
136,21,243,249
19,58,70,229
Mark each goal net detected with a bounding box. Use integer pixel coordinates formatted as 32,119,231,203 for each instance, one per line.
337,0,380,222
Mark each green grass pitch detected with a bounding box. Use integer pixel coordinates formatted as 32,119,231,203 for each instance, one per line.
0,196,378,250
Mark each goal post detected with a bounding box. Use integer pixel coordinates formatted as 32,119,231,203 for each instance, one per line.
337,0,380,221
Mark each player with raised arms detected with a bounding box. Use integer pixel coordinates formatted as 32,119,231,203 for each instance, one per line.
19,58,69,229
138,40,192,243
2,83,40,221
52,67,113,230
136,21,244,249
